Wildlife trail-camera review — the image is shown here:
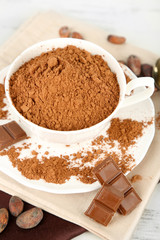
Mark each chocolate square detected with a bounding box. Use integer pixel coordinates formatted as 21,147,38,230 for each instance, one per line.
85,200,114,226
95,184,124,212
109,173,132,195
0,121,27,150
93,157,121,184
4,121,27,139
0,126,13,150
118,188,142,215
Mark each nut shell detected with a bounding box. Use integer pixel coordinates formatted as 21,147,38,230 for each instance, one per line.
16,207,43,229
9,196,24,217
141,64,153,77
0,208,9,233
107,35,126,44
59,26,70,38
127,55,141,76
71,32,83,39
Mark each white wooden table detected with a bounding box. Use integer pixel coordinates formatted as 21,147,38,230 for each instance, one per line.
0,0,159,239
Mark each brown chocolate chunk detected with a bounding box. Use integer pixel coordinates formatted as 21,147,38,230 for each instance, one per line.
93,157,121,185
93,157,142,216
95,184,123,212
109,173,132,194
85,200,114,226
118,188,141,215
0,121,27,150
4,121,26,140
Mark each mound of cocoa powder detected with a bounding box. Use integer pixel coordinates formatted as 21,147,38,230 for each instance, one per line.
9,45,119,131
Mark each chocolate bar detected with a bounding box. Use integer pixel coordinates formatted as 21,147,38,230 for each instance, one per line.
86,157,142,226
94,158,141,213
85,200,114,226
95,184,124,212
109,173,131,195
118,188,141,215
85,184,123,226
0,121,27,150
93,157,121,185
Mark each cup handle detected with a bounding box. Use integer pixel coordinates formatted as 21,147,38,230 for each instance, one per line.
121,77,155,108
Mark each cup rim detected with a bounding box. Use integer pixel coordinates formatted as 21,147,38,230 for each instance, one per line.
5,38,126,135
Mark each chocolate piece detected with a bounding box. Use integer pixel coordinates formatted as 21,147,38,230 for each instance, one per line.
118,188,142,215
93,157,121,184
85,200,114,226
95,184,123,212
89,157,142,224
85,184,123,226
0,121,27,150
109,173,132,195
0,126,13,149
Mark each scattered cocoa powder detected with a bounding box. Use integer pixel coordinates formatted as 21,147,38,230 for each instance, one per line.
31,150,38,156
130,174,142,183
106,118,145,151
0,144,134,184
0,116,152,184
0,83,8,119
156,112,160,130
9,45,119,131
0,146,96,184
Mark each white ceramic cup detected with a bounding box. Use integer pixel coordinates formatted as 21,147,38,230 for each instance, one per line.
5,38,154,144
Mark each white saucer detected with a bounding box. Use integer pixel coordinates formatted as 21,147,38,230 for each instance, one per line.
0,65,155,194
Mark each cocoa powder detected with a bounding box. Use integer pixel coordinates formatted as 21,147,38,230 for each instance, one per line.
9,45,119,131
106,118,145,151
0,146,96,184
130,174,142,183
0,116,152,184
